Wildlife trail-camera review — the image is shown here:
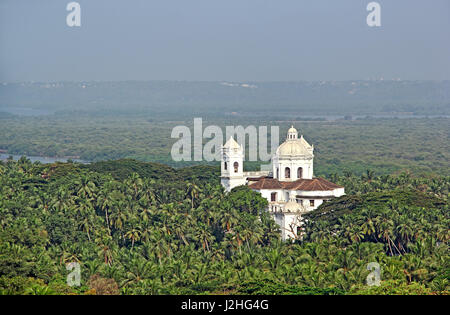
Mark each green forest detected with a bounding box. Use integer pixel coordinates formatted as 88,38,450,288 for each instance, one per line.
0,82,449,295
0,0,449,298
0,158,448,295
1,116,449,176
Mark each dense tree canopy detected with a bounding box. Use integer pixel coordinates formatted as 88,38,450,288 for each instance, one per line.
1,116,448,176
0,158,448,295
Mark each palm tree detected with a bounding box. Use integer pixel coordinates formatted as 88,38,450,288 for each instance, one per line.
121,259,155,287
186,183,201,210
265,247,284,270
125,227,142,249
97,185,115,236
194,225,214,252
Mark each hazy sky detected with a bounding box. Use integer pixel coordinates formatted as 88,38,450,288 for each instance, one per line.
1,0,449,82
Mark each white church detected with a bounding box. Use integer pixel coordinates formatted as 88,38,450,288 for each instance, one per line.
221,126,345,240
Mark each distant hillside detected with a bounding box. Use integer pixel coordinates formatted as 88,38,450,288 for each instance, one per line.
1,80,449,117
84,159,178,180
84,159,219,183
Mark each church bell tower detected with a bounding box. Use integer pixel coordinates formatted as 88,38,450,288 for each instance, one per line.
221,137,246,192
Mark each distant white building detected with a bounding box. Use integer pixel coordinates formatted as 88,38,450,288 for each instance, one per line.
221,126,345,240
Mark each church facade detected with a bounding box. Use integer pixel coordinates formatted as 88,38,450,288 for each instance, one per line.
221,126,345,240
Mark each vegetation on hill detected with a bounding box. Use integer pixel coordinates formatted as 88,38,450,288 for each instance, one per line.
84,159,180,181
0,158,448,295
303,190,448,254
0,116,448,176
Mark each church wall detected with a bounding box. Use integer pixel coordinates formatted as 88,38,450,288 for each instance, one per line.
221,177,246,192
221,139,245,192
283,213,301,240
296,187,345,198
273,212,306,241
274,158,313,180
273,213,285,240
301,199,324,210
258,189,284,202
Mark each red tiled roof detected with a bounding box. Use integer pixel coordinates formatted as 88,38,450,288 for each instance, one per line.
248,178,284,189
248,177,343,191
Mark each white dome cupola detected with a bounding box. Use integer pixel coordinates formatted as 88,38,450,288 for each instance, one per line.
287,126,298,140
272,125,314,181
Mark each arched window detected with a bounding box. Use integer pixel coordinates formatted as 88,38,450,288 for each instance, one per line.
271,192,277,202
285,167,290,179
224,162,227,170
233,162,239,173
297,167,303,179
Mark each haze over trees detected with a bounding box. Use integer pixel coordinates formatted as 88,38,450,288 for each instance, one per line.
1,81,449,117
1,81,448,175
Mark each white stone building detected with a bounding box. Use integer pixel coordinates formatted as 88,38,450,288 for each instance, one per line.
221,126,345,240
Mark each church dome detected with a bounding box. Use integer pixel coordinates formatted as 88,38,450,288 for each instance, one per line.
276,126,313,157
277,140,311,156
288,126,298,134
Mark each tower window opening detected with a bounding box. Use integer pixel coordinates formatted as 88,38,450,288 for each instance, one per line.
271,192,277,202
285,167,291,179
310,200,315,207
297,167,303,179
224,162,227,170
233,162,239,173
